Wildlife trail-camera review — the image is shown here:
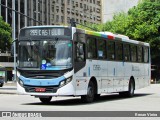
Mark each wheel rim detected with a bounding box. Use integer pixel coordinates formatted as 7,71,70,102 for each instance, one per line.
88,86,94,98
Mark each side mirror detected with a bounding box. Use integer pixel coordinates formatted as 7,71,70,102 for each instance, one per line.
11,39,18,56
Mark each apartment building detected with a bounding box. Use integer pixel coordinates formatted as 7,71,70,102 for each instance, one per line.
51,0,102,25
0,0,102,81
0,0,102,35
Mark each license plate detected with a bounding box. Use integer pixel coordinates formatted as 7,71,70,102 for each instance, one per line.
35,88,46,92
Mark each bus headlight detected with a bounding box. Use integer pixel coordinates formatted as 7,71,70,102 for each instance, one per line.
66,77,72,84
59,76,72,88
60,81,65,87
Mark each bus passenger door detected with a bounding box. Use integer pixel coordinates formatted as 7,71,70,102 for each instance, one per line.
74,42,87,95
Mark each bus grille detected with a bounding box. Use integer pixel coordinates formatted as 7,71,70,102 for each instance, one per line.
24,85,58,93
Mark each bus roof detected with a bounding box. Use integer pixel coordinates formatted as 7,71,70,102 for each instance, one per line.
21,25,69,29
85,30,149,46
19,26,149,46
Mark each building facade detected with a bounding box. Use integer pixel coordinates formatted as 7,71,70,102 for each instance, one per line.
0,0,102,37
51,0,102,25
0,0,102,81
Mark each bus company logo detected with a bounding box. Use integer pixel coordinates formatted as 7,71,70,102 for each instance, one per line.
2,112,12,117
93,65,101,70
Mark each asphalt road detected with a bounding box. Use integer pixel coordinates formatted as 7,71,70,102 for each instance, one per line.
0,84,160,120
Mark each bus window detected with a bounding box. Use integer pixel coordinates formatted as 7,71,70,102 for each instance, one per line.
75,42,85,62
124,44,130,62
137,46,143,62
144,47,149,63
116,42,123,61
131,45,137,62
107,41,115,60
97,39,106,59
87,37,97,59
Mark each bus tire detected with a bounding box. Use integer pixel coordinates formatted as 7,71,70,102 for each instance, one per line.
119,79,135,97
81,81,95,103
95,94,100,100
127,79,135,97
0,84,3,87
39,97,52,103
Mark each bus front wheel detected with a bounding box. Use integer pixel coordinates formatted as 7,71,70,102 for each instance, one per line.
81,81,95,103
39,97,52,103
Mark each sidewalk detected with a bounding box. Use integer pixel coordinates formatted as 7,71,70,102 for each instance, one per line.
0,81,17,94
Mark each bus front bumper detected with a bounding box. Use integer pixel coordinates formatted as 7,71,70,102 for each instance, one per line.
17,82,75,96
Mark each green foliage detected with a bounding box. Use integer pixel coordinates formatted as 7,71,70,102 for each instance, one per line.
78,0,160,64
77,22,101,31
0,16,12,52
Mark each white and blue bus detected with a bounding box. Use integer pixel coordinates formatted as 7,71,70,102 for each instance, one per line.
16,25,150,103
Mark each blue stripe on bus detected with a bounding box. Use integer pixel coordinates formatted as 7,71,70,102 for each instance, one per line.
88,67,90,76
114,68,115,76
101,34,107,38
19,76,65,86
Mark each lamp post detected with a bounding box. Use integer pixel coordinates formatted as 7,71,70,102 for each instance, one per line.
12,0,16,81
24,0,27,26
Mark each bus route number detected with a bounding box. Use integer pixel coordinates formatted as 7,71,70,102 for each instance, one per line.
30,29,49,36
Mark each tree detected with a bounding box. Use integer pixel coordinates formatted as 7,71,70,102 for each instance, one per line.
102,0,160,65
0,16,12,53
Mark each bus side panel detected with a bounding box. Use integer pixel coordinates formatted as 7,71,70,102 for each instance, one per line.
98,60,108,93
74,66,88,95
114,61,124,92
124,63,132,91
144,63,151,87
107,61,115,93
138,63,145,89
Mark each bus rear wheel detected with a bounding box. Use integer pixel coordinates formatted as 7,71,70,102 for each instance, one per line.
39,97,52,103
119,79,135,97
81,81,95,103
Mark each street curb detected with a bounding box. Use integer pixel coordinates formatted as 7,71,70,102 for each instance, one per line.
0,92,17,95
0,83,17,94
4,82,17,86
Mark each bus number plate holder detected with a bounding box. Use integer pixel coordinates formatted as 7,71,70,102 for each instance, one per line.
35,88,46,92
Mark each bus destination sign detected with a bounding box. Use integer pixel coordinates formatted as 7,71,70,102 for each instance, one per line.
29,29,65,36
21,28,71,37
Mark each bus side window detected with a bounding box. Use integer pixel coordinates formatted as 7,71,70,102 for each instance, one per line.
107,41,115,60
130,44,137,62
137,46,143,62
116,42,123,61
124,44,130,62
97,39,106,59
144,47,149,63
87,37,97,59
75,42,85,62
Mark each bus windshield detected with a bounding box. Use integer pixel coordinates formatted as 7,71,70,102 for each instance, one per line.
18,39,72,70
